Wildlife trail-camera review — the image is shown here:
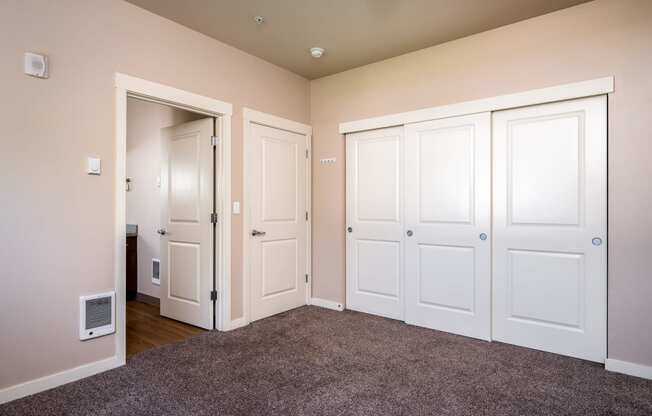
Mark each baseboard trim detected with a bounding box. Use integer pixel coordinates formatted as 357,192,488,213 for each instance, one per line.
605,358,652,380
0,355,123,405
310,297,344,311
227,316,248,331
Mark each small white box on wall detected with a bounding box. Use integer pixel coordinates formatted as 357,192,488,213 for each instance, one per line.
24,52,49,78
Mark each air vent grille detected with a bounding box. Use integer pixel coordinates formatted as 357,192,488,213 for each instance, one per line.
79,292,115,340
85,297,112,330
152,258,160,284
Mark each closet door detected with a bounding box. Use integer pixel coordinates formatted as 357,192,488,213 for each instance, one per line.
346,127,403,320
492,96,607,362
404,113,491,340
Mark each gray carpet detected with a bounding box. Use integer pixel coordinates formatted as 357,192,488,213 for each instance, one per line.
2,306,652,415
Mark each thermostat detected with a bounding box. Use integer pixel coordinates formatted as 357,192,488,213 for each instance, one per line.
24,52,49,79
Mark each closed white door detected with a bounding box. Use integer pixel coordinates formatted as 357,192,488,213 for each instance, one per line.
160,118,214,330
249,123,308,322
404,113,491,340
346,127,404,320
492,96,607,362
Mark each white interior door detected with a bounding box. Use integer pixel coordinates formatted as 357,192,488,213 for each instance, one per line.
160,118,214,330
249,123,307,322
346,127,404,320
404,113,491,340
492,96,607,362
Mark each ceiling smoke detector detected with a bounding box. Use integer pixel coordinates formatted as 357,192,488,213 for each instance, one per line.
310,47,325,58
254,16,265,24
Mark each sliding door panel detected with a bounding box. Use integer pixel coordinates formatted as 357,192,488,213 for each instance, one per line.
404,113,491,340
346,127,403,320
492,96,607,362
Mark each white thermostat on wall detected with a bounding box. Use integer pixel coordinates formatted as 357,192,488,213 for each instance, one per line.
24,52,49,79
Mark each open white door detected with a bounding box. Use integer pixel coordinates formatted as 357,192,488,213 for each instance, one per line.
404,113,491,340
346,127,404,320
159,118,214,330
249,123,308,322
492,96,607,362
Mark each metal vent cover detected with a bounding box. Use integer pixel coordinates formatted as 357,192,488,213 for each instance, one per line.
85,297,112,330
152,258,160,280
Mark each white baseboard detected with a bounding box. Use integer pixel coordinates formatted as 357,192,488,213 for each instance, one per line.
605,358,652,380
227,316,248,331
310,297,344,311
0,355,123,405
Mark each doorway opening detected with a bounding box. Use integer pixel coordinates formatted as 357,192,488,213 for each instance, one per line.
115,73,233,363
125,97,210,357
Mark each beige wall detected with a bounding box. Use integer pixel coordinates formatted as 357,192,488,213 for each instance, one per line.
0,0,308,389
126,98,203,298
309,0,652,367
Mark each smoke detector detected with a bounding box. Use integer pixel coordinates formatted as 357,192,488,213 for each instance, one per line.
254,16,265,24
310,47,325,58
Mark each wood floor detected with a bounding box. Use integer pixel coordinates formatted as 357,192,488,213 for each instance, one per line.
126,294,205,357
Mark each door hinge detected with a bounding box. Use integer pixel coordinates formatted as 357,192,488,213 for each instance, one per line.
305,149,309,159
210,212,218,224
305,211,308,221
210,290,218,301
305,274,309,283
211,136,219,146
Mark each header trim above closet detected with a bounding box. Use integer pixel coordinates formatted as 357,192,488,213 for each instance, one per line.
339,76,613,134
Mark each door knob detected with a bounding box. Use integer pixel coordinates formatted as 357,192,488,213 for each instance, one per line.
157,228,167,235
479,233,487,241
347,227,353,233
251,229,266,237
406,230,413,237
592,237,603,246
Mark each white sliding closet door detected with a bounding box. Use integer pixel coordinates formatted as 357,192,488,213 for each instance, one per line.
346,127,404,320
404,113,491,340
492,96,607,362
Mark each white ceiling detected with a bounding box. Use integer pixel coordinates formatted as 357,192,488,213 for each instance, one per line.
125,0,590,79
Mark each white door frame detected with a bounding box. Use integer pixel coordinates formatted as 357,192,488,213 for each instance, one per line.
242,108,312,327
115,73,233,364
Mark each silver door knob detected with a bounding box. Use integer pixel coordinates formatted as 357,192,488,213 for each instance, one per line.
592,237,603,246
479,233,487,241
406,230,413,237
251,229,266,237
157,228,167,235
347,227,353,233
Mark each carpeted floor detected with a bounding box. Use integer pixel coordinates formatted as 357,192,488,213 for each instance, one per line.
2,306,652,415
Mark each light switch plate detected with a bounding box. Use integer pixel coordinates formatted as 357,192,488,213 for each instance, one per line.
233,201,240,214
87,157,101,175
